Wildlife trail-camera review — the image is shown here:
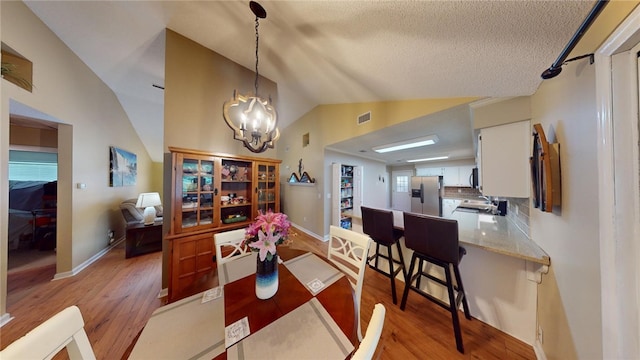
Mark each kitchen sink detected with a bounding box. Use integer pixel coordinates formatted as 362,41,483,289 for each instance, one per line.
455,199,498,214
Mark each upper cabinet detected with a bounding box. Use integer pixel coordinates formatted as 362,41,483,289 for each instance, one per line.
168,147,281,235
479,120,531,197
443,165,475,186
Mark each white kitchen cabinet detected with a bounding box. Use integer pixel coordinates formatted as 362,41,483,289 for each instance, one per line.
442,199,461,216
416,167,444,177
443,167,459,186
443,166,475,186
479,120,530,197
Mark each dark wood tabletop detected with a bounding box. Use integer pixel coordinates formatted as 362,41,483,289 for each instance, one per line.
213,246,357,359
124,247,357,359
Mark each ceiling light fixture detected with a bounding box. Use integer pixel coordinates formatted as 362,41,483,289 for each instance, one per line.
406,156,449,163
372,135,439,153
223,1,279,153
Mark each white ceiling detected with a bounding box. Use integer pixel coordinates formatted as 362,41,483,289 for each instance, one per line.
23,0,596,164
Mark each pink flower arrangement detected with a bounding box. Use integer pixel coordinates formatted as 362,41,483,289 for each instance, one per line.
243,210,292,261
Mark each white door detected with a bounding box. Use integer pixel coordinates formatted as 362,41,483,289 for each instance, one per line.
391,170,412,211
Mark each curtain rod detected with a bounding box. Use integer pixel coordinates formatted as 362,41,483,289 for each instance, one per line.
541,0,609,79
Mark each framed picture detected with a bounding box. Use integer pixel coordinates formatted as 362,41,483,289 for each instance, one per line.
109,146,137,187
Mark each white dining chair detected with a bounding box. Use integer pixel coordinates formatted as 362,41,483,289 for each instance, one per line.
0,305,96,360
328,225,372,341
351,303,386,360
214,228,251,286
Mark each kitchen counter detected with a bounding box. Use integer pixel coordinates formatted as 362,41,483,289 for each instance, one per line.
391,209,550,266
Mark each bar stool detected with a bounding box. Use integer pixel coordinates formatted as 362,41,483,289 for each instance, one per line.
361,206,407,304
400,212,471,354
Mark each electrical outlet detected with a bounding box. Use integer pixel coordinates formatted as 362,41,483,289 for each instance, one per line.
538,326,543,344
303,217,307,222
107,229,115,244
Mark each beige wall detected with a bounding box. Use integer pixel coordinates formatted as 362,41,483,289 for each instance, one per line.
1,1,154,318
529,2,639,359
531,59,600,359
164,30,279,157
472,96,531,129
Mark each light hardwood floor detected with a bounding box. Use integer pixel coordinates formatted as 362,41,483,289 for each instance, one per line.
1,227,535,359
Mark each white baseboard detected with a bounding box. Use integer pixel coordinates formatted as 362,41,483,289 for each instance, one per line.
0,313,14,327
533,339,547,360
157,288,168,298
290,223,326,242
53,237,125,281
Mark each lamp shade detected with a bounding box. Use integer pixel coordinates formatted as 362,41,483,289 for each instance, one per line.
136,192,161,225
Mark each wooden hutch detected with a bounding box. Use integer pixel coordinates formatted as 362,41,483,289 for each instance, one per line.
166,147,280,301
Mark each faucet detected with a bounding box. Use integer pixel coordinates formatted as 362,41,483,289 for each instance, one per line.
478,195,491,203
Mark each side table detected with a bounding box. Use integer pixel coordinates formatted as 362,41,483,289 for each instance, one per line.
126,221,163,258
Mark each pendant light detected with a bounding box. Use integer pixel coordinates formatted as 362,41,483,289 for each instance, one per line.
223,1,279,153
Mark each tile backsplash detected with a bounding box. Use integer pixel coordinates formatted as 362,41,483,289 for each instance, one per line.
505,197,530,237
443,186,482,199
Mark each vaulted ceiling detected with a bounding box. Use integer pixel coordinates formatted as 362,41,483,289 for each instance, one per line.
24,1,596,163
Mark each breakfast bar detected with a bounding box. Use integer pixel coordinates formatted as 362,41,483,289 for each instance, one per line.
391,209,550,265
368,207,550,345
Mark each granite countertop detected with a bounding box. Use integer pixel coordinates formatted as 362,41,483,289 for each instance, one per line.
391,209,550,266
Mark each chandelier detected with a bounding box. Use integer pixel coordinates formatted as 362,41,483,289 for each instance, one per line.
223,1,279,153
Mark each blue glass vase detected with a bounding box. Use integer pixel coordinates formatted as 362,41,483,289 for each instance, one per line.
255,253,279,299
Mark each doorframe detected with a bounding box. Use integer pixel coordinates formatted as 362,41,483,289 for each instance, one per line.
595,6,640,358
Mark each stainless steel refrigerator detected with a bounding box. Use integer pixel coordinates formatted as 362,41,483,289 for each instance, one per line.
411,176,443,216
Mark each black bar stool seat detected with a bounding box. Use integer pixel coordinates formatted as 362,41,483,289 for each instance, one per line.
400,211,472,354
361,206,407,304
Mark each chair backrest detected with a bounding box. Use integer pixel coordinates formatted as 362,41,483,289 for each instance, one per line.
0,305,96,360
351,303,386,360
403,212,460,265
361,206,399,245
328,225,372,340
328,225,372,291
214,228,251,285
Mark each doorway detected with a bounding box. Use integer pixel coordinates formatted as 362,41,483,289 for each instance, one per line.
6,117,59,306
391,170,412,211
595,10,640,358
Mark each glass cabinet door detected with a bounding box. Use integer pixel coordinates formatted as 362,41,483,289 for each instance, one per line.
255,162,279,214
178,155,216,231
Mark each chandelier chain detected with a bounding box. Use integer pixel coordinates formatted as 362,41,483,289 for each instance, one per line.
254,16,260,96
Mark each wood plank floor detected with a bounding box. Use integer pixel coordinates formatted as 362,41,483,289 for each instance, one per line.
1,227,535,359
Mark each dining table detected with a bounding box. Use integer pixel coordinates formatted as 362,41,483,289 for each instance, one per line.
127,246,357,360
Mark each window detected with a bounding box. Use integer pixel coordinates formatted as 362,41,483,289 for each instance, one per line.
9,150,57,181
396,175,409,193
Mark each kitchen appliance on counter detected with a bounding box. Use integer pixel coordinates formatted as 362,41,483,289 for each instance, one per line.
411,176,443,216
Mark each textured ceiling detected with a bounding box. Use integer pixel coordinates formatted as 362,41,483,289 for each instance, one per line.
23,0,596,163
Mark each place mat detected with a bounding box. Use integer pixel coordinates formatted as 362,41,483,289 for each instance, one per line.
226,297,354,359
128,290,225,360
284,252,344,295
220,252,257,285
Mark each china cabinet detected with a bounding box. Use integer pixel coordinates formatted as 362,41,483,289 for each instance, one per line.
166,147,280,300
